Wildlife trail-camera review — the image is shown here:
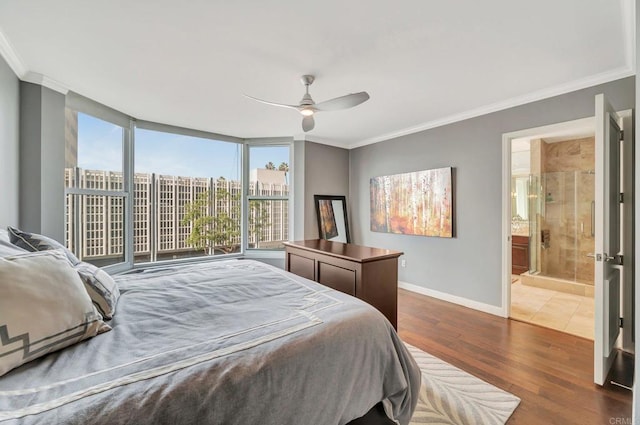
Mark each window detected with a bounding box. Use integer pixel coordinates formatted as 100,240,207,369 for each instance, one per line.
133,126,242,263
64,108,130,267
246,145,290,250
64,94,292,268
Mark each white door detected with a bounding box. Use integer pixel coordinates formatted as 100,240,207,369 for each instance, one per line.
593,93,625,386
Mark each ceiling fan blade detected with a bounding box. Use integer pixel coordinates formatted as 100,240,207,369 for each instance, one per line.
302,115,315,132
243,94,300,110
314,92,370,111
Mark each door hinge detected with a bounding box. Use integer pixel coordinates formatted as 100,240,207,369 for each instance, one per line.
619,193,624,203
620,130,624,141
619,317,624,328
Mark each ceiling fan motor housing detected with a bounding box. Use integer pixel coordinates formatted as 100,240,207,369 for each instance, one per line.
300,75,315,86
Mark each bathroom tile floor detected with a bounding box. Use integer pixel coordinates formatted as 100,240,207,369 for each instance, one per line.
511,278,594,340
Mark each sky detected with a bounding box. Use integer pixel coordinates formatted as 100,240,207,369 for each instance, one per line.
76,113,289,180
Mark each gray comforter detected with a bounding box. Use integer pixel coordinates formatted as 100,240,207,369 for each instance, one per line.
0,259,420,425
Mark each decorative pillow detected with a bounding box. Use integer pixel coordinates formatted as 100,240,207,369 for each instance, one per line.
75,262,120,320
0,250,110,377
7,226,80,265
6,227,121,320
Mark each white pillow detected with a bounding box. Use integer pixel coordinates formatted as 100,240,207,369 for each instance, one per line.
0,229,26,257
0,229,10,244
0,250,110,377
5,227,120,319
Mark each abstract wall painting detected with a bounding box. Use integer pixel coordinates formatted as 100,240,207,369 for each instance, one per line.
370,167,454,238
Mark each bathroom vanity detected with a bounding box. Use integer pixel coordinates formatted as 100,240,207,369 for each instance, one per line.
512,235,530,275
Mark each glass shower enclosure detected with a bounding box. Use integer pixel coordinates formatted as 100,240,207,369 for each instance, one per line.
528,170,595,285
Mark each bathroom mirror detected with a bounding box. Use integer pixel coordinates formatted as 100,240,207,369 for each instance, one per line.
314,195,351,243
511,176,529,220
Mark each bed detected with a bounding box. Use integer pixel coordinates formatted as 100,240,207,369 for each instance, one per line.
0,258,420,425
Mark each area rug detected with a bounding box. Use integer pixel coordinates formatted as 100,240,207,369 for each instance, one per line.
406,343,520,425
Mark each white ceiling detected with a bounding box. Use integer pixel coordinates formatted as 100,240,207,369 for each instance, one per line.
0,0,634,148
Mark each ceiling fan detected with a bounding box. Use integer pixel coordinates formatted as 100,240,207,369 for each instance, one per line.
245,75,370,132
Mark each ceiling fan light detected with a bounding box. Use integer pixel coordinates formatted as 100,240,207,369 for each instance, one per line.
300,108,314,117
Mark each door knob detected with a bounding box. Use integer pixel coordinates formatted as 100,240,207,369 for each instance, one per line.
588,253,623,264
603,254,623,265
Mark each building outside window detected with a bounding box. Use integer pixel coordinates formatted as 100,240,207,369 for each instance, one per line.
247,145,290,250
64,102,291,268
133,126,244,263
64,109,128,267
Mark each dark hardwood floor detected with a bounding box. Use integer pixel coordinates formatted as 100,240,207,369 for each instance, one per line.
398,289,632,425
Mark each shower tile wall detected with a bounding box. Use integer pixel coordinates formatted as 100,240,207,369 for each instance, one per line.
540,137,595,284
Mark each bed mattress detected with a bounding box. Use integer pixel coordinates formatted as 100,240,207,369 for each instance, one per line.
0,259,420,425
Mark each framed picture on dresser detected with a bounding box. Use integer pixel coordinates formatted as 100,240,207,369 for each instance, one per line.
314,195,351,243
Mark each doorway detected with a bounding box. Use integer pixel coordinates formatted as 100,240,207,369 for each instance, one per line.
507,121,597,339
501,101,634,386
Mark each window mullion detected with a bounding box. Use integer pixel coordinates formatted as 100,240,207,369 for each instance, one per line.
241,143,249,254
247,196,288,201
65,188,128,197
124,121,135,267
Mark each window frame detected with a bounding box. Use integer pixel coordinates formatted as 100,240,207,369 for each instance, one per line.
243,139,293,258
65,93,294,271
64,93,134,274
131,120,246,268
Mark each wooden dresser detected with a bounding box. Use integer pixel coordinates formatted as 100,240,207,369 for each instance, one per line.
283,240,403,329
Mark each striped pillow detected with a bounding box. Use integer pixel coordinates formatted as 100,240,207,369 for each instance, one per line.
7,226,80,265
0,250,110,377
75,262,120,320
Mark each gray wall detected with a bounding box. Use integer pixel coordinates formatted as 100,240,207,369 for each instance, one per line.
350,76,635,308
0,55,20,228
19,82,66,242
293,140,350,240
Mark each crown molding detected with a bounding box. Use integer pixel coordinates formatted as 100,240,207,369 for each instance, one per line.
348,66,635,149
0,28,26,77
0,27,69,94
22,71,69,95
299,134,350,149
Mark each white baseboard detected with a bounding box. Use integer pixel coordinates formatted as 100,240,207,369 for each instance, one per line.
398,281,505,317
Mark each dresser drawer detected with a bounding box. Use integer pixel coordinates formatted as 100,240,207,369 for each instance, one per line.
287,253,315,281
317,261,356,296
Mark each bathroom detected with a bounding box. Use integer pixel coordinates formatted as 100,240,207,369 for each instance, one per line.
510,131,596,339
